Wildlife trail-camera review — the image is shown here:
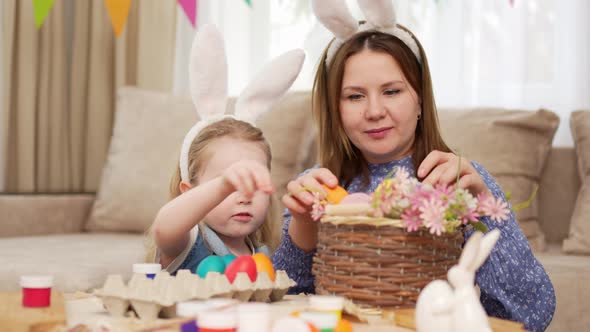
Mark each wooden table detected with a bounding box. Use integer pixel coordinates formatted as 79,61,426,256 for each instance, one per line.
0,292,524,332
0,292,66,332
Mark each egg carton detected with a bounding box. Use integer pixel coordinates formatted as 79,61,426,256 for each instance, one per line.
94,269,296,320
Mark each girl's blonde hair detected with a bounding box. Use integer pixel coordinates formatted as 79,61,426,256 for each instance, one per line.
145,118,279,262
313,27,452,188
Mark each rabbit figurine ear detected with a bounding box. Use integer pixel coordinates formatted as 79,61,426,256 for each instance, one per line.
235,49,305,124
471,229,501,271
458,231,483,271
458,229,500,273
357,0,396,29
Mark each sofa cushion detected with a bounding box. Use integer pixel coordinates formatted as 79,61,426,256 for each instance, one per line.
536,243,590,331
0,194,94,238
85,87,314,233
438,109,559,251
0,234,144,292
563,110,590,254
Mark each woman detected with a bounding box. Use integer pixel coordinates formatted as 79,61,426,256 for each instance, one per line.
272,1,555,331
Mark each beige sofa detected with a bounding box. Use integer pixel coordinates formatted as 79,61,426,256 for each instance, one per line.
1,87,588,332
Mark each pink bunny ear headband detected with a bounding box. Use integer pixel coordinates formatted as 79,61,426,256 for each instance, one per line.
312,0,421,66
179,24,305,183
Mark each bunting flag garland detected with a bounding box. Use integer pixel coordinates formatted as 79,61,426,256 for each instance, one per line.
179,0,197,27
104,0,132,37
32,0,520,33
32,0,55,28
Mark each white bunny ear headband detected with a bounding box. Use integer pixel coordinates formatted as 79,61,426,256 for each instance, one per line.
180,24,305,183
312,0,421,66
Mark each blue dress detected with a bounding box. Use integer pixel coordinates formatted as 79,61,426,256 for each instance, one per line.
272,156,556,332
161,223,270,275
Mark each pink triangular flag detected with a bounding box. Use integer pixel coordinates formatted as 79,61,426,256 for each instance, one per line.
178,0,197,27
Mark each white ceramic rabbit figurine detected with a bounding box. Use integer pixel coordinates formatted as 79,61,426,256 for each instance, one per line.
415,229,501,332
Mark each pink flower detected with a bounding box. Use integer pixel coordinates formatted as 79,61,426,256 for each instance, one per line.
427,219,445,236
311,192,325,221
401,207,422,232
433,183,455,202
480,195,510,223
458,207,480,225
409,184,435,208
419,197,447,235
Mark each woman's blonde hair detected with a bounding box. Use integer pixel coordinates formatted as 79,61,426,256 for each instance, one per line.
145,118,279,262
313,26,451,188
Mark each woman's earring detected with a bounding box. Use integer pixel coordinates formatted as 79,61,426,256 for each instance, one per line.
417,113,421,120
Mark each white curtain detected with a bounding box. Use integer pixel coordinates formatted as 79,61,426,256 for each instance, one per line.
402,0,590,146
174,0,271,96
173,0,590,146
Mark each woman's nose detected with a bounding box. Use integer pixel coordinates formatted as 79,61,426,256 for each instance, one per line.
365,95,386,120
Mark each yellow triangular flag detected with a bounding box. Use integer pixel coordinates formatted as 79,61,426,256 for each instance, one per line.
105,0,132,37
33,0,55,28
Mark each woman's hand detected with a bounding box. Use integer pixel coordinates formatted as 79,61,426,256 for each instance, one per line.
282,168,339,223
418,150,491,196
222,160,274,198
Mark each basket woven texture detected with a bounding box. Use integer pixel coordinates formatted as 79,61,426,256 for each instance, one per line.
313,216,463,309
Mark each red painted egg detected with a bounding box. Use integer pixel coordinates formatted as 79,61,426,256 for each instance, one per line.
224,255,257,283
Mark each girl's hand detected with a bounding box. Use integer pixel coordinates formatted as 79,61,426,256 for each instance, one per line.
222,160,274,198
418,150,491,196
282,168,339,223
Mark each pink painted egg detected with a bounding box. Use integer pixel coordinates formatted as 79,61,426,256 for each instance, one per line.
339,192,372,204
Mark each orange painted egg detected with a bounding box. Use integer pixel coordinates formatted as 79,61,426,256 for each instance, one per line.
321,184,349,204
252,253,276,281
224,255,257,283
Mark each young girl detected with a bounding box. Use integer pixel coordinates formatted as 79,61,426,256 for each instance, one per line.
150,24,304,273
273,1,555,331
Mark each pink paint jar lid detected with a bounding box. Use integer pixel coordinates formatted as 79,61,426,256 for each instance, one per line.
20,275,53,289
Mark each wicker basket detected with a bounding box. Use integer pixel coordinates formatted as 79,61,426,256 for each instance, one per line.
312,213,463,310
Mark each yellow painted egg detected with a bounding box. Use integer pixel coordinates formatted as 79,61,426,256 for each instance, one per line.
252,253,275,281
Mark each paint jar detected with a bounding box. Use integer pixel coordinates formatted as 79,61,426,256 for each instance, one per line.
272,317,317,332
237,302,271,332
180,320,199,332
309,296,344,320
177,301,217,318
299,311,339,332
197,310,237,332
132,263,161,279
20,275,53,308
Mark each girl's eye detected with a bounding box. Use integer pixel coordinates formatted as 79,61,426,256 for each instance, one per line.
384,89,401,96
347,94,364,101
